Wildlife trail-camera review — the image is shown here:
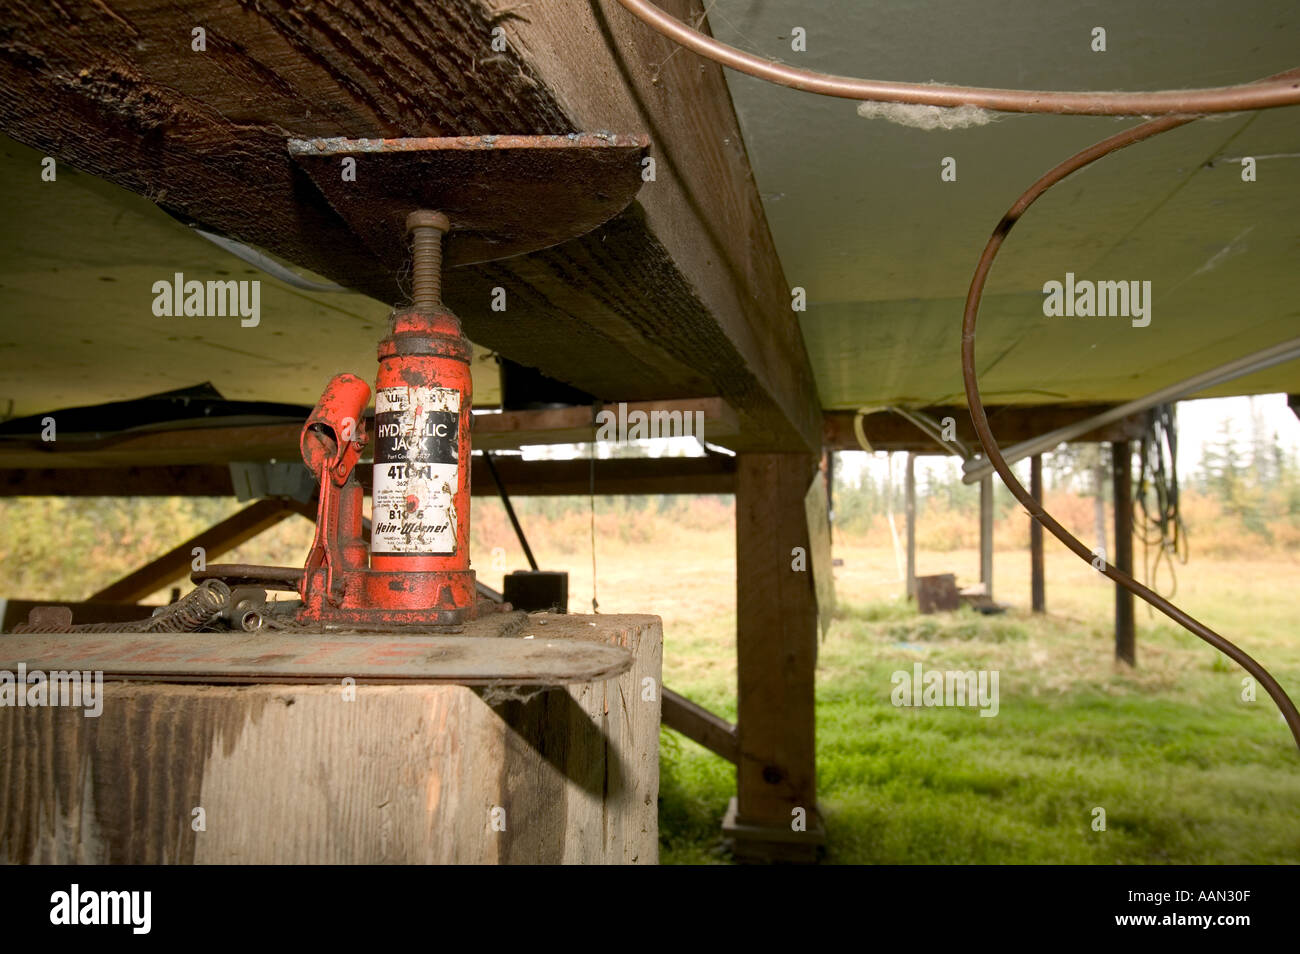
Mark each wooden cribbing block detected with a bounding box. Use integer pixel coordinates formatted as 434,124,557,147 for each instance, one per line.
0,614,661,864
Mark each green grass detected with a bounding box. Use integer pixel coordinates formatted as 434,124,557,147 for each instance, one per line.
659,601,1300,864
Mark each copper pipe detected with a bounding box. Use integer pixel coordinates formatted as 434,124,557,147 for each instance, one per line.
958,73,1300,751
619,3,1300,749
615,0,1300,115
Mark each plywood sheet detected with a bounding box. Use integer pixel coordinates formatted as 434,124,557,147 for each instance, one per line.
712,0,1300,407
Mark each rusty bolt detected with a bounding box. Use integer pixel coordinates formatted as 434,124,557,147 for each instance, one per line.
407,210,450,312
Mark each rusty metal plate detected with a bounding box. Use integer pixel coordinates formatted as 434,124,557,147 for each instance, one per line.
0,631,633,686
288,134,649,269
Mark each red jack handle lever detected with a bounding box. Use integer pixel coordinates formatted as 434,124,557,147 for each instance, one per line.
300,373,371,606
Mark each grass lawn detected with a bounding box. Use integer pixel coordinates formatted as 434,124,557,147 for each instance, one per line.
661,599,1300,864
651,537,1300,864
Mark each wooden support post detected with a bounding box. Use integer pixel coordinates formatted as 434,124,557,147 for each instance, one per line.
90,499,301,603
1113,441,1136,666
979,475,994,601
1030,454,1045,613
904,452,917,599
725,454,822,862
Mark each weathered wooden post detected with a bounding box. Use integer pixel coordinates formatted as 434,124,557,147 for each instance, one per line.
1113,440,1135,665
725,453,822,862
1030,454,1045,613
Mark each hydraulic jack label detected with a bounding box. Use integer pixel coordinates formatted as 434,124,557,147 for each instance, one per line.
371,385,460,555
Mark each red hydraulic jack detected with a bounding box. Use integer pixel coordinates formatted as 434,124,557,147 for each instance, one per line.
178,134,651,632
298,212,477,627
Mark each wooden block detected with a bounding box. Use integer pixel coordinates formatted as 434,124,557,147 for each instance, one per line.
0,614,661,864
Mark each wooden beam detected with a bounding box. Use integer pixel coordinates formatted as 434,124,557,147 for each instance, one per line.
727,453,822,862
1030,454,1045,613
661,688,738,764
0,0,820,453
0,425,303,469
823,405,1148,453
484,0,822,453
0,401,736,469
9,404,1140,472
0,455,736,498
1113,441,1136,666
476,398,738,450
0,466,236,496
0,402,1142,468
472,455,735,497
91,499,302,602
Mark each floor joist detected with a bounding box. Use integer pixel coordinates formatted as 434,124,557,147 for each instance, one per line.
0,455,737,499
0,403,1142,471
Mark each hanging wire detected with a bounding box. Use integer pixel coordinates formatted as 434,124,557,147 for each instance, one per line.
1135,404,1189,602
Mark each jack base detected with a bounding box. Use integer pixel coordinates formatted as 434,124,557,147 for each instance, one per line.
298,567,476,628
